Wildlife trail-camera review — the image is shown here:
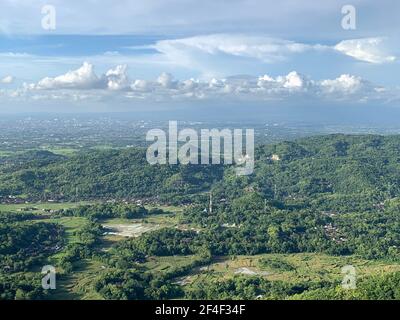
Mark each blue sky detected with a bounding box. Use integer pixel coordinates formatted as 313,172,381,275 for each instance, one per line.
0,0,399,113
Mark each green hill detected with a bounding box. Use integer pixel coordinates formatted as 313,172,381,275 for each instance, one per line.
1,134,400,207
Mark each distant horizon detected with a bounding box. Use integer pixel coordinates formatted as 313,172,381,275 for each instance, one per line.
1,104,400,126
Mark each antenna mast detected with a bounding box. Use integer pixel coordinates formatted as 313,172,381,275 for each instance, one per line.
209,191,213,214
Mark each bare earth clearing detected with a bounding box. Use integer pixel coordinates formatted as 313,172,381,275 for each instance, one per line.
102,223,158,237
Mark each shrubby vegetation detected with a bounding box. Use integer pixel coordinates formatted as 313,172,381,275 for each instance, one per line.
59,221,105,274
105,228,211,266
292,271,400,300
0,216,64,300
94,268,183,300
58,203,151,220
0,211,36,223
185,276,326,300
0,221,64,272
0,273,50,300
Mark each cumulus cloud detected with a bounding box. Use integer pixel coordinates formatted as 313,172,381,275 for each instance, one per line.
320,74,364,93
334,38,396,64
157,72,176,88
278,71,310,89
254,72,312,96
105,64,130,90
1,75,13,84
33,62,101,90
12,62,393,105
31,62,130,91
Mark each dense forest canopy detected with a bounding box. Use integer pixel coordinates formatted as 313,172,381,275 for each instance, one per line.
0,134,399,206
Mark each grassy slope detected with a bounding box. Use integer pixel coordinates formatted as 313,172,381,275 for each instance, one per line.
181,253,400,296
35,203,184,299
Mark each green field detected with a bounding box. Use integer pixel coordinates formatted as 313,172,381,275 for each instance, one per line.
48,259,106,300
0,201,94,213
183,253,400,284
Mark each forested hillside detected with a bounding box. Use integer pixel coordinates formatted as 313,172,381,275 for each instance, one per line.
1,134,400,207
0,148,223,200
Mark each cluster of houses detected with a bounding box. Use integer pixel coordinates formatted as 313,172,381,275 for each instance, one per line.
323,223,347,243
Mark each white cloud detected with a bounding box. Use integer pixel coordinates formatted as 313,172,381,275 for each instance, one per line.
0,34,396,96
157,72,176,88
334,38,396,64
1,75,13,84
255,72,312,95
131,79,152,92
148,34,397,79
278,71,309,89
105,64,129,90
34,62,101,90
12,62,394,105
0,52,32,58
320,74,363,93
154,34,325,65
32,62,131,91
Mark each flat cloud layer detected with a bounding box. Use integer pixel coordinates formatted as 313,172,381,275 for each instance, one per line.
335,38,396,64
1,0,399,37
154,35,325,64
154,34,396,67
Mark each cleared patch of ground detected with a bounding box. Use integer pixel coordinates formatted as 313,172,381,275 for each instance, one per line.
100,211,186,239
102,223,158,237
234,267,270,276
